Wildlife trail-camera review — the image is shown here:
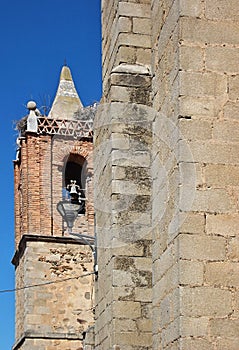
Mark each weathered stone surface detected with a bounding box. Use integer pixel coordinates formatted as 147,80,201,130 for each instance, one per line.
206,214,239,236
179,46,204,71
180,72,227,97
206,47,239,74
205,0,239,20
179,338,213,350
179,260,204,286
178,234,226,261
229,75,239,101
118,2,150,17
180,0,202,17
181,287,233,317
15,1,239,349
180,316,209,337
180,17,239,45
205,261,239,287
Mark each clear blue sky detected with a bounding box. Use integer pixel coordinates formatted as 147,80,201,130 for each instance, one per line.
0,1,101,348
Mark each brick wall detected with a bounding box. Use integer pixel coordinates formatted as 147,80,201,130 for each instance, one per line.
13,130,95,349
14,134,94,242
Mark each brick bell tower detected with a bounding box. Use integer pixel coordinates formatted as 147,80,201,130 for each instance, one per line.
12,66,95,350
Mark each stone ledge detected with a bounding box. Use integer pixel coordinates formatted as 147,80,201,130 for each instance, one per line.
12,234,91,267
12,331,83,350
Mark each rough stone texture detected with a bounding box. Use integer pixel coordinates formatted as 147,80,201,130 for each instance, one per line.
13,0,239,349
101,0,152,101
97,0,239,349
13,238,94,350
150,0,239,348
94,103,154,349
13,338,86,350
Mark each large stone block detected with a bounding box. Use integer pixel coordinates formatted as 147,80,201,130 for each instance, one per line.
179,260,204,286
179,118,212,141
206,214,239,236
179,95,222,118
228,238,239,260
181,287,233,317
205,262,239,287
217,339,239,350
179,46,204,71
117,46,136,64
190,188,235,213
113,331,152,346
204,163,239,187
178,234,226,261
118,33,151,48
180,17,239,46
179,338,213,350
210,318,239,337
180,0,202,17
118,2,150,18
118,16,132,33
179,140,239,164
229,75,239,101
179,71,227,97
180,316,209,337
212,120,239,142
133,18,151,35
112,301,142,318
205,0,239,20
206,47,239,74
180,212,205,234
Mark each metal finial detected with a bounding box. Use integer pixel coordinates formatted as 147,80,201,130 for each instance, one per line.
64,59,67,67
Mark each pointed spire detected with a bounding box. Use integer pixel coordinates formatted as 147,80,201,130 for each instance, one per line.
48,66,83,120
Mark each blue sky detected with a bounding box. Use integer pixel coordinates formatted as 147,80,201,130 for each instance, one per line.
0,1,101,348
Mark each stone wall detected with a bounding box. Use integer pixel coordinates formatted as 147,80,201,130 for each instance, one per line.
94,103,153,349
97,0,239,349
13,338,85,350
151,0,239,348
102,0,152,102
151,1,181,348
13,0,239,348
12,236,94,350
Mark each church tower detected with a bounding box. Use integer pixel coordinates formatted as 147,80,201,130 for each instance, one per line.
12,66,95,350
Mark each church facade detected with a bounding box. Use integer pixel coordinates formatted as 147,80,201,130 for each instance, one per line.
13,1,239,349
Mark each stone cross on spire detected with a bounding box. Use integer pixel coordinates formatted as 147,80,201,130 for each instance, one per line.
48,65,83,120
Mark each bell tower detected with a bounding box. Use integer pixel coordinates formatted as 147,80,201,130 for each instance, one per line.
12,66,95,350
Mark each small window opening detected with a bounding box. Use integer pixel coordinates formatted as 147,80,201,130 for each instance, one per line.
63,156,86,215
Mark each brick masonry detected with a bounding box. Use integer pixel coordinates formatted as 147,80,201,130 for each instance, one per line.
14,134,94,243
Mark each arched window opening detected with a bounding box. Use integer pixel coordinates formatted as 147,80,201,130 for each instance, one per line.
63,155,87,215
